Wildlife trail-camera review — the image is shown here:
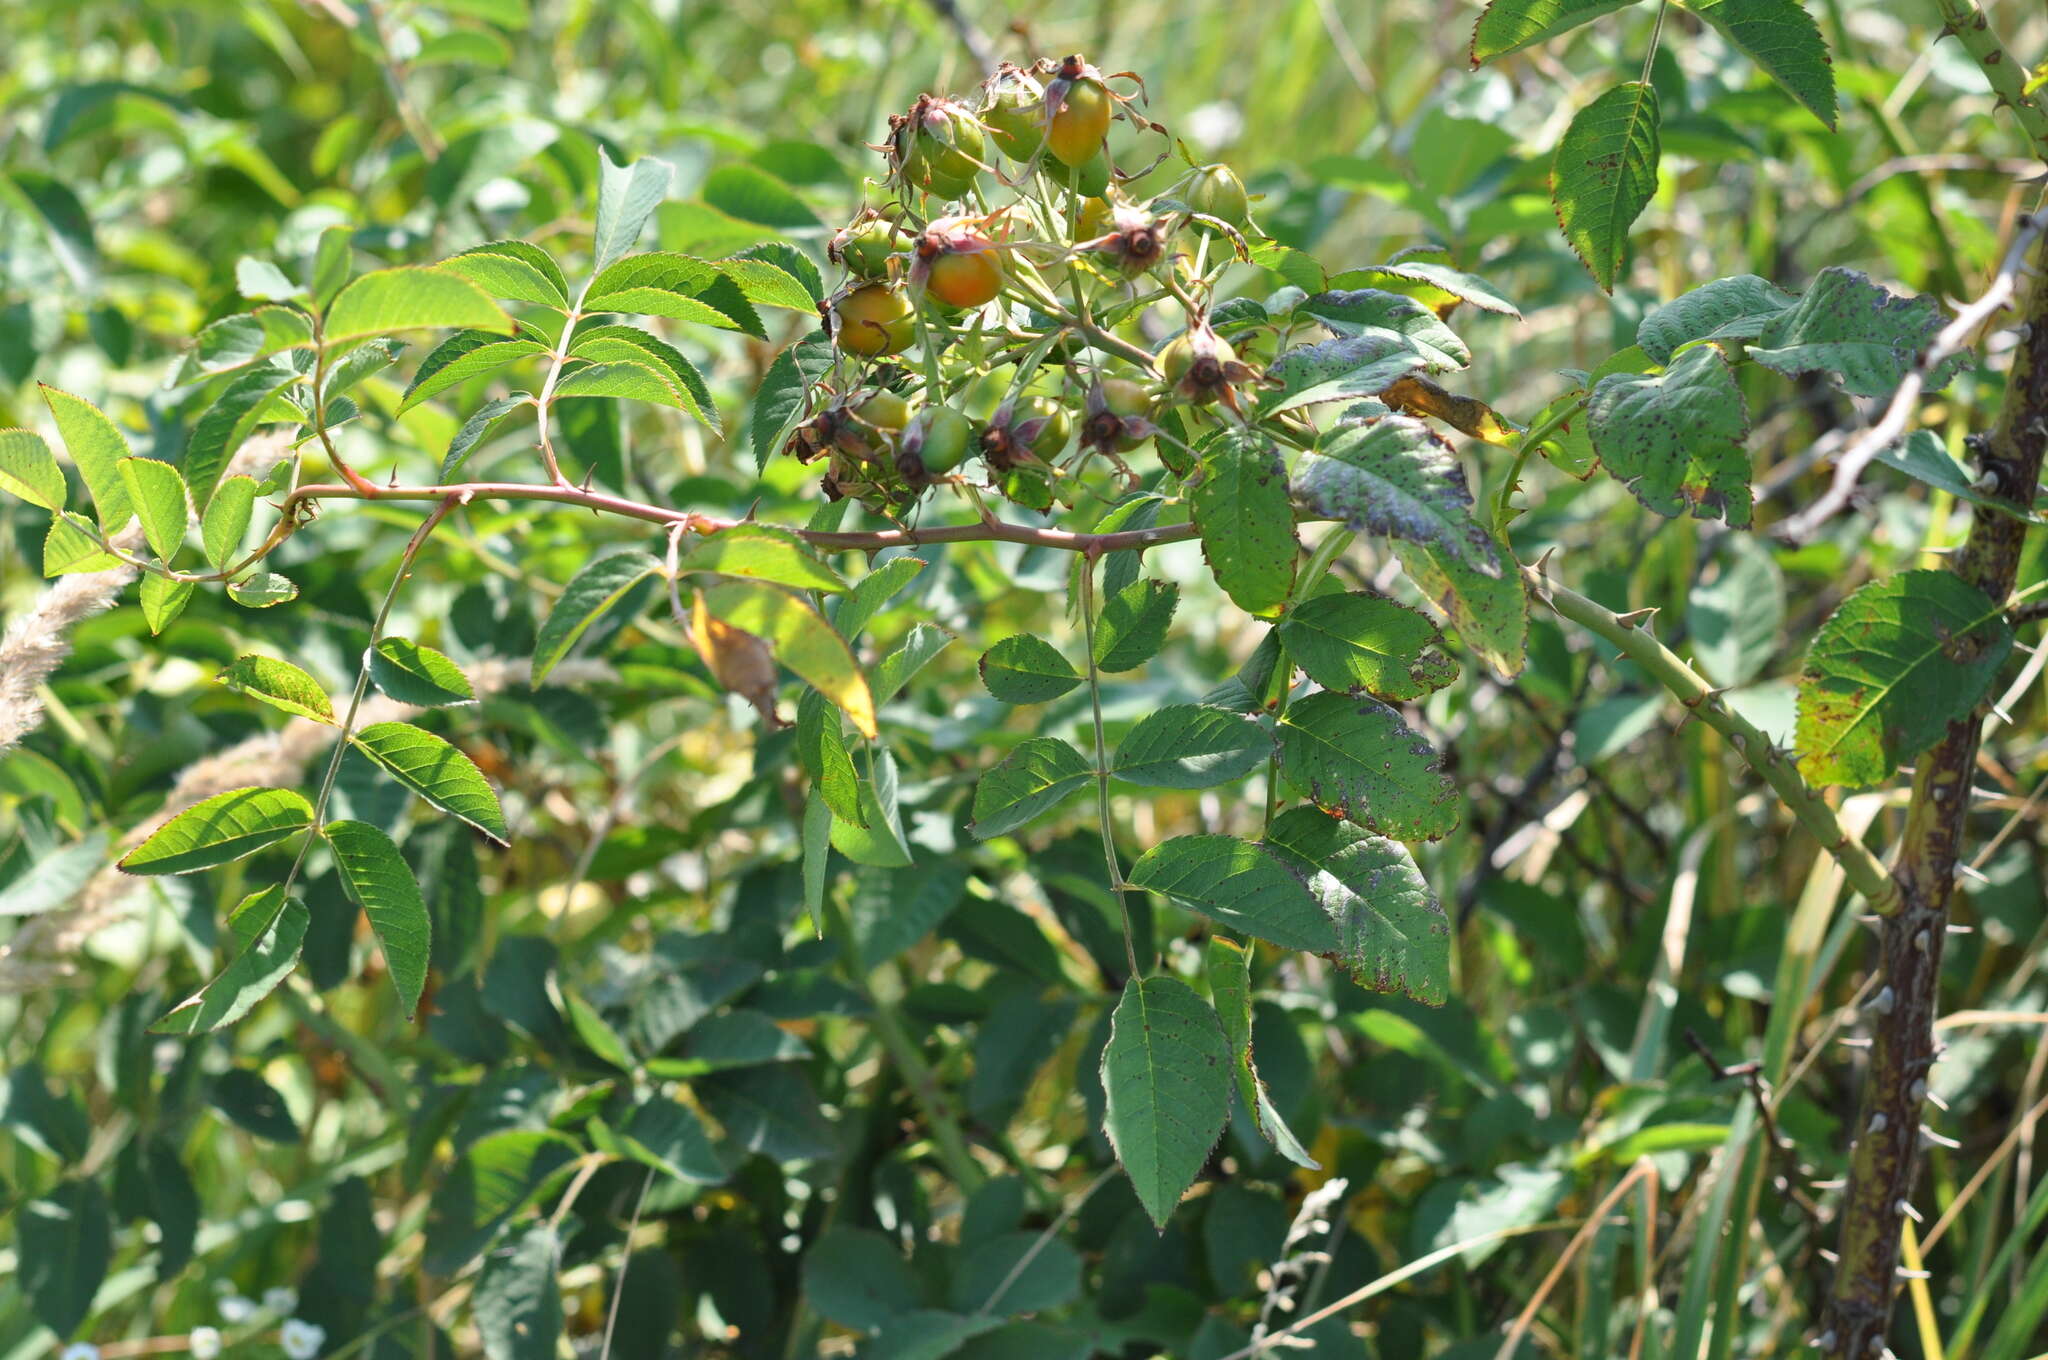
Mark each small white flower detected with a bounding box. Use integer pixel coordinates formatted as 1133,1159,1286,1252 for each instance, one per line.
60,1345,100,1360
280,1318,326,1360
219,1295,257,1323
261,1287,298,1315
189,1326,224,1360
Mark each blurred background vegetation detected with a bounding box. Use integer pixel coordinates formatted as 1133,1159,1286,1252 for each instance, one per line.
4,1,2046,1358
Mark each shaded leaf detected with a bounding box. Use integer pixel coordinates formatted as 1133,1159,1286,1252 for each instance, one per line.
1679,0,1835,127
980,634,1082,703
1276,690,1460,840
20,1180,110,1337
1280,591,1458,701
532,549,663,684
399,331,546,413
474,1227,563,1360
971,737,1093,839
184,364,300,508
443,392,533,479
1126,834,1339,952
1292,416,1499,575
1552,81,1660,292
592,149,674,273
326,818,433,1017
173,306,315,385
1589,345,1753,525
1264,807,1450,1003
1471,0,1647,62
1100,976,1232,1228
1093,577,1179,672
1111,705,1271,789
153,887,309,1034
1207,937,1319,1168
752,330,833,470
372,638,477,706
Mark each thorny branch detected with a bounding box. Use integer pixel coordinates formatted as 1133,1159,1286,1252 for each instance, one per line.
1818,224,2048,1360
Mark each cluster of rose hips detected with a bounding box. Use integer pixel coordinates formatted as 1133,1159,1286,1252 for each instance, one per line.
793,54,1261,518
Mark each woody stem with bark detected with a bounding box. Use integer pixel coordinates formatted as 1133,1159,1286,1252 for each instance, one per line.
1818,224,2048,1357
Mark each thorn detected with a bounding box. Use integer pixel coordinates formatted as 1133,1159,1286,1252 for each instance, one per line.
1839,1036,1873,1049
1615,605,1660,629
1956,862,1989,883
1897,1268,1931,1281
1815,1330,1838,1351
1897,1199,1923,1222
1921,1126,1962,1150
1908,1078,1927,1102
1870,1112,1889,1133
1926,1090,1951,1112
1913,930,1932,953
1869,985,1897,1015
1820,1250,1840,1265
1811,1178,1846,1191
1947,922,1976,934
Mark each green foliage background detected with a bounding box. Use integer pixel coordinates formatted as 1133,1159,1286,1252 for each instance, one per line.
3,1,2047,1358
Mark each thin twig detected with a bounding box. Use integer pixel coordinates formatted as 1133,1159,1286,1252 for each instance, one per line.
281,478,1202,554
1775,213,2046,543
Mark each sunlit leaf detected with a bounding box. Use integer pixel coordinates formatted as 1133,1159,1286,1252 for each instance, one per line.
39,383,132,532
216,654,335,723
1589,345,1753,526
324,267,515,345
1795,571,2013,788
351,721,509,843
153,887,309,1034
118,786,315,875
702,580,876,737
